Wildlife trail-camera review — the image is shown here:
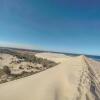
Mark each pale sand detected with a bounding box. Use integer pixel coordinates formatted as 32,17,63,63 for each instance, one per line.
0,53,43,74
36,52,69,63
0,53,100,100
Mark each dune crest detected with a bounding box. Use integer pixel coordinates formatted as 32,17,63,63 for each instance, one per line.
0,53,100,100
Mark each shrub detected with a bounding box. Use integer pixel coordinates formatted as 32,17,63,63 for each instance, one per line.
3,66,11,75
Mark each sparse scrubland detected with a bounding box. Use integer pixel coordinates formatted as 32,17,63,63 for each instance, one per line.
0,48,57,84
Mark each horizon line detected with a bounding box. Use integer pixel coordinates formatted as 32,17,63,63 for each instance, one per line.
0,45,100,57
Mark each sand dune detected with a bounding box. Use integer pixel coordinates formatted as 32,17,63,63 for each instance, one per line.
0,53,100,100
36,52,68,63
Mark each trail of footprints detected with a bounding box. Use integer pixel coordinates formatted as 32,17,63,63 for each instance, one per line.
76,58,100,100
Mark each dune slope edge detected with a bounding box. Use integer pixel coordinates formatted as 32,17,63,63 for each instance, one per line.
0,53,100,100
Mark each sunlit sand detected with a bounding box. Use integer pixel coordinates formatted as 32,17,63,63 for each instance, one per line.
0,53,100,100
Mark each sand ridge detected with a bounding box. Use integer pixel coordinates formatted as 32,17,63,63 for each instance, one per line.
0,53,100,100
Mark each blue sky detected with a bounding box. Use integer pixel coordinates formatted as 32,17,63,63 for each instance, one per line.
0,0,100,55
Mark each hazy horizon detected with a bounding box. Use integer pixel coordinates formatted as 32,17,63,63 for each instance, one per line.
0,0,100,55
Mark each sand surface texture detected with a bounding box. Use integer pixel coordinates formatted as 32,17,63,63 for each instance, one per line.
0,53,100,100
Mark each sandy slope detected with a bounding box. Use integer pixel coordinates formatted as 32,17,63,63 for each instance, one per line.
36,52,68,63
0,53,100,100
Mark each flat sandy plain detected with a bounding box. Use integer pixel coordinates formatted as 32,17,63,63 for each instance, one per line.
0,52,100,100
